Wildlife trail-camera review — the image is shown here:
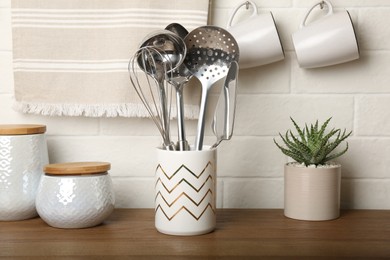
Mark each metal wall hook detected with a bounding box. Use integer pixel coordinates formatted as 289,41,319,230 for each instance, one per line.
319,1,325,9
245,1,250,10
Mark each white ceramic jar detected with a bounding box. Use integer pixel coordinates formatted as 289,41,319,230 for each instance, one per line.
0,124,49,221
36,162,115,229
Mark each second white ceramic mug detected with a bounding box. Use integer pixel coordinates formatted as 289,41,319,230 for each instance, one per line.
292,0,359,68
226,0,284,69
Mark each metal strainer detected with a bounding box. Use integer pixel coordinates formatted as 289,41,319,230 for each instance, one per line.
184,26,239,150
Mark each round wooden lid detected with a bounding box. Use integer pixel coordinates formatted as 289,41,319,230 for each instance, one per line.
44,162,111,175
0,124,46,135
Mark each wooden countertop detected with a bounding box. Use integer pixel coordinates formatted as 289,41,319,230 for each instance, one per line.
1,209,390,259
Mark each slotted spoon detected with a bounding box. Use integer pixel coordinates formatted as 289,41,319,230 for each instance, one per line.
184,25,239,150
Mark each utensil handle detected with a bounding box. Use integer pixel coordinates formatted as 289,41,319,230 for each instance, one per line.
300,0,333,28
176,87,189,151
227,0,258,28
211,61,238,149
195,89,209,151
158,82,173,150
227,61,238,137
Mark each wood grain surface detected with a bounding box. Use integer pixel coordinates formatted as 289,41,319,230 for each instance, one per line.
44,162,111,175
1,209,389,259
0,124,46,135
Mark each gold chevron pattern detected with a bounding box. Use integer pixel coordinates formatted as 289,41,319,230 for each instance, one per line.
155,162,213,180
155,161,215,221
155,189,213,207
155,203,215,221
155,175,213,194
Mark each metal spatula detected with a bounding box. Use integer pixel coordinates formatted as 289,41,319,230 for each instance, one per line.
211,61,238,149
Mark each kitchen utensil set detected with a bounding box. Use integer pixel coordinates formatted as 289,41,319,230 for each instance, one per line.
129,24,240,151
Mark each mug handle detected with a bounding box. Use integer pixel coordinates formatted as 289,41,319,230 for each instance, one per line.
227,0,258,29
300,0,334,28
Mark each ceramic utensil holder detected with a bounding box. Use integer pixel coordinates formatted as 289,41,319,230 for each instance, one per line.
0,124,49,221
36,162,115,229
155,147,217,236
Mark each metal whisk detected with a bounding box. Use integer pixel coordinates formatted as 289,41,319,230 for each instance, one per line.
128,46,176,150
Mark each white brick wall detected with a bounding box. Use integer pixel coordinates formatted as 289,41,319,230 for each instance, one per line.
1,0,390,209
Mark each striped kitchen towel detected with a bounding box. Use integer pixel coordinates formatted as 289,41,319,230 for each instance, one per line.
11,0,209,117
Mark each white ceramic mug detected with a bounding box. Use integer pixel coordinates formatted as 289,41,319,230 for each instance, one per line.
155,147,217,236
292,0,359,68
227,0,284,69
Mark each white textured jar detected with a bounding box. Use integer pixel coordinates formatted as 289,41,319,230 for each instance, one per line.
36,162,115,229
0,124,48,221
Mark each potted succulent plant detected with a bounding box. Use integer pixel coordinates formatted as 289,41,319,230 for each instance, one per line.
274,117,351,221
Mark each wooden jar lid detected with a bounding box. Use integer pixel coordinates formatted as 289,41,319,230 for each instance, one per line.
44,162,111,176
0,124,46,135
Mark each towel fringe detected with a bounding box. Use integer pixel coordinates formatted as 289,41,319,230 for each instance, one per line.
13,101,200,119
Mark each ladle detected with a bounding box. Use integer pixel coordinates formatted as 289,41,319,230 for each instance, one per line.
139,30,186,68
165,23,191,151
165,23,189,39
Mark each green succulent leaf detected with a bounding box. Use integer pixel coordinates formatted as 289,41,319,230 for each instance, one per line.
323,142,349,163
318,117,332,139
274,118,351,166
290,117,306,145
274,138,306,163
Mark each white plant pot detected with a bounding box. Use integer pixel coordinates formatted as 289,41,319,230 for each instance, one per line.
284,163,341,221
155,147,217,236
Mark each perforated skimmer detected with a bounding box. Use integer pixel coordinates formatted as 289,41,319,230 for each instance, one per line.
184,26,239,150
